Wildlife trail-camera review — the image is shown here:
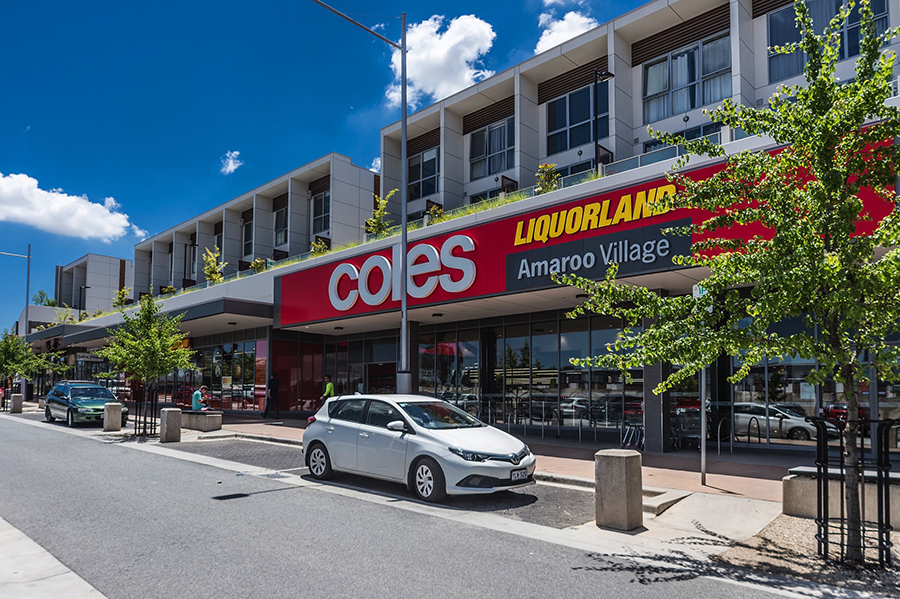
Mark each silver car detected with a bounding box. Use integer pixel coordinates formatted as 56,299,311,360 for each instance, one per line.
303,394,536,502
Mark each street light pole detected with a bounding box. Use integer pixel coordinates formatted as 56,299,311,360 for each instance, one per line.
1,244,31,338
311,1,411,393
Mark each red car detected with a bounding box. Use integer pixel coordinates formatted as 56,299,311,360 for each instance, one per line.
823,402,870,423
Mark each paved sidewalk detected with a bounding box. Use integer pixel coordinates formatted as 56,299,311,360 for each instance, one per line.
216,413,798,503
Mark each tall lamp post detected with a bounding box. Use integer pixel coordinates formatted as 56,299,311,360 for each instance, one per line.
593,70,615,172
1,244,31,338
311,1,412,393
1,244,31,399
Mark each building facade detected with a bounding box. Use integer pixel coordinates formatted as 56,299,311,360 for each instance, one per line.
24,0,900,455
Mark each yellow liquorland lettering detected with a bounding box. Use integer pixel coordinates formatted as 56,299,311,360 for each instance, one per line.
581,202,602,231
564,206,583,234
514,219,533,246
598,199,613,228
549,210,566,239
533,214,551,243
611,194,633,226
653,184,676,215
632,188,656,220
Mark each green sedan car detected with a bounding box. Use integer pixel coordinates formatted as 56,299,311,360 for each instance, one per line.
45,381,129,427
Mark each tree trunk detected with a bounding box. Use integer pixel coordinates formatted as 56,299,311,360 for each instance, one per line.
842,365,864,564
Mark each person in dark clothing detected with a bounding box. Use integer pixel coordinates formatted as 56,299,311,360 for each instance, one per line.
263,374,280,418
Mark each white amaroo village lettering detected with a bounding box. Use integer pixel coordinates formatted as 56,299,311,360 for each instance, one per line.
517,237,671,280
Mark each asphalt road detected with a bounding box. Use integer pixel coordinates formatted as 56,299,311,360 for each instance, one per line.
0,415,790,599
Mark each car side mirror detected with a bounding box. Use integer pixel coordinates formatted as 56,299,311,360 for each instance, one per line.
386,420,407,432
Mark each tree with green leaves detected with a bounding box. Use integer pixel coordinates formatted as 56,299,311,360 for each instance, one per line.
112,286,132,309
94,294,194,434
555,0,899,565
202,246,227,284
364,189,397,238
0,329,68,384
31,290,56,307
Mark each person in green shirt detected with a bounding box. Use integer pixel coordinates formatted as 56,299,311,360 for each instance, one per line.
320,375,334,404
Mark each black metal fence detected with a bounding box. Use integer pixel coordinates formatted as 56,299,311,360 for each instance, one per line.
131,382,159,436
808,417,897,566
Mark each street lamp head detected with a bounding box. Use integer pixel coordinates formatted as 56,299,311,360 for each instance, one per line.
595,70,614,83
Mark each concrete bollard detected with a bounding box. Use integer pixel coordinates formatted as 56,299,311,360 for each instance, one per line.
38,398,46,410
103,403,122,432
595,449,643,531
160,408,182,443
10,393,23,414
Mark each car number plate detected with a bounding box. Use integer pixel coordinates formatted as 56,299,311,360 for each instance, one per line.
511,468,528,482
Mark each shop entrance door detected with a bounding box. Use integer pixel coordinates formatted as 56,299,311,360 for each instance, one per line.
366,363,396,394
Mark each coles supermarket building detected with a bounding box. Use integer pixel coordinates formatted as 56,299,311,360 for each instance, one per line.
25,0,900,453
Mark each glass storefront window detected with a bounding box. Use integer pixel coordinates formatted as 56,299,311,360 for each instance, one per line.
457,329,480,407
418,333,436,397
504,324,530,424
531,322,559,425
560,319,589,426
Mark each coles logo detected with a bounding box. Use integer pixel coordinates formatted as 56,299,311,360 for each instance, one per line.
327,235,476,311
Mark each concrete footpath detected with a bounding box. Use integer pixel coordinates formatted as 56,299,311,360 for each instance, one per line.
1,403,814,599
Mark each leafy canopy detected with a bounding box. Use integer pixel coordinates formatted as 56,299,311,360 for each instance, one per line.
93,294,194,384
0,330,67,380
555,0,900,395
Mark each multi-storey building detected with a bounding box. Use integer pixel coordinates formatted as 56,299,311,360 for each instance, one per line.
25,0,900,454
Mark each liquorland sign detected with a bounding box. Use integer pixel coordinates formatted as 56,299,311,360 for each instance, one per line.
277,157,891,327
277,169,716,327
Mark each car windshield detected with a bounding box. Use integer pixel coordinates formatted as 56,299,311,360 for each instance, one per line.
398,401,483,429
71,387,116,401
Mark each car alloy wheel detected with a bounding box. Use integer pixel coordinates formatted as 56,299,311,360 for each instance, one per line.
45,407,55,422
66,410,74,427
413,457,446,503
307,444,334,480
789,428,810,441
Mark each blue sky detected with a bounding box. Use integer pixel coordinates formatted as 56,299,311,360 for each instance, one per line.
0,0,644,329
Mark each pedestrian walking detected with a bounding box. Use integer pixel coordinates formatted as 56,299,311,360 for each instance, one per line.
319,375,334,405
263,374,280,418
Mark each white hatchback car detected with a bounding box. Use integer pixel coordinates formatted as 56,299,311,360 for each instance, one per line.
303,394,536,502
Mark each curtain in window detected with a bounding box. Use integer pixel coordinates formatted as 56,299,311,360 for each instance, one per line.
488,124,505,154
643,60,668,96
643,96,667,124
702,36,730,75
671,47,697,89
703,72,731,105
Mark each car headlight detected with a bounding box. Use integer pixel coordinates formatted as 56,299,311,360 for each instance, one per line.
77,407,93,413
449,447,489,462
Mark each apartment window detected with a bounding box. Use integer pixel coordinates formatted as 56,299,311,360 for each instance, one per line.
768,0,887,84
554,160,594,178
189,244,197,278
643,122,723,153
547,82,608,156
214,222,223,254
409,147,440,202
312,190,330,235
643,33,731,124
242,220,253,256
274,206,288,246
168,245,174,282
470,117,515,180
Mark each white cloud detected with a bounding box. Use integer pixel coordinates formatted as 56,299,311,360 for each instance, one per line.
386,15,496,109
534,11,598,54
369,157,382,173
220,150,243,175
0,172,143,242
